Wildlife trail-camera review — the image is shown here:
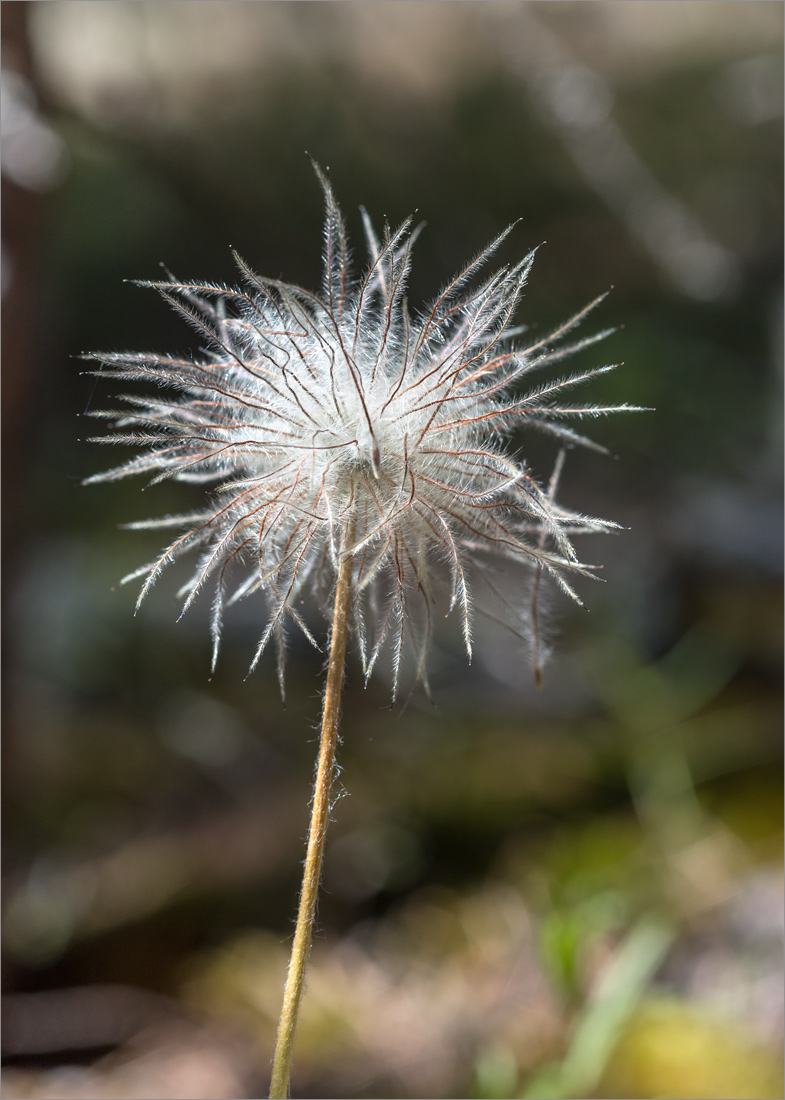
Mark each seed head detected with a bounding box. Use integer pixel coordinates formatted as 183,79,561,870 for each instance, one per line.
86,166,639,697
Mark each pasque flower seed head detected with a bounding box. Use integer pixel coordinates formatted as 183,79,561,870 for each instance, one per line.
86,166,639,696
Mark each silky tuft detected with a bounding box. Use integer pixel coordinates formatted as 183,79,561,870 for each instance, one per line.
86,166,639,696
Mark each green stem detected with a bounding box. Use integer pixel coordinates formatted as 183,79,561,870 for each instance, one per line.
268,547,354,1099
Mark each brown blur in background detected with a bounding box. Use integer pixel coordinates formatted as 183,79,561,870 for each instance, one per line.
2,3,782,1098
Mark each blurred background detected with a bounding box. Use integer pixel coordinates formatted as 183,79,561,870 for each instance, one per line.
2,2,782,1097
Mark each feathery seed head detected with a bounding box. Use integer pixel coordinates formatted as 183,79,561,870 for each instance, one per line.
86,165,639,697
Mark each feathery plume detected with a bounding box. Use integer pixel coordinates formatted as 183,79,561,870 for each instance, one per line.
86,165,638,695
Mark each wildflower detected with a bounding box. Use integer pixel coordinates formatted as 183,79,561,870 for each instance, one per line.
86,166,635,694
86,166,640,1098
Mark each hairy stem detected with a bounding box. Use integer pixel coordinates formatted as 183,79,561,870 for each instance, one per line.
268,547,354,1099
